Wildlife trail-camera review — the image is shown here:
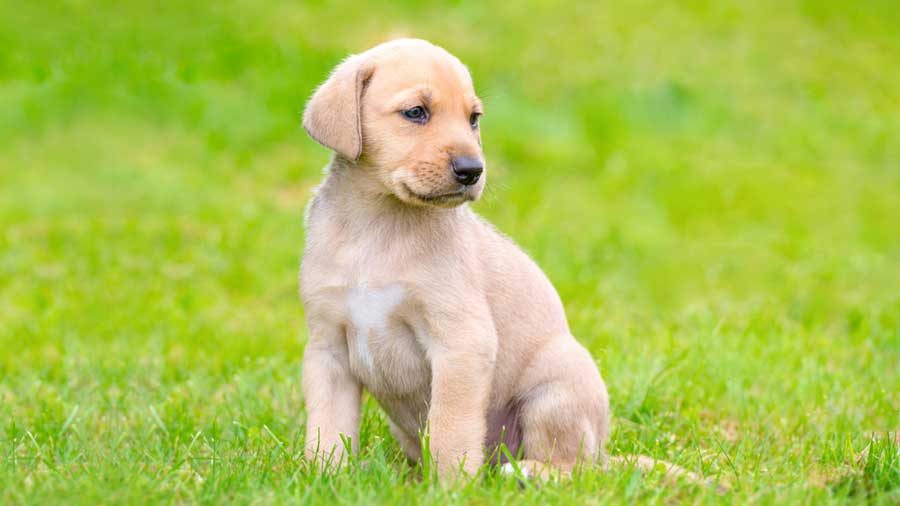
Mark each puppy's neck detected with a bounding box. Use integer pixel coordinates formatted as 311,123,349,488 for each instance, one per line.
319,156,466,232
325,156,391,206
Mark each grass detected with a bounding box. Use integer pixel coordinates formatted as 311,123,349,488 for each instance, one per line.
1,0,899,503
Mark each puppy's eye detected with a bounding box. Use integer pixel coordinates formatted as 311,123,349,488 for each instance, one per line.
470,113,481,129
402,106,429,124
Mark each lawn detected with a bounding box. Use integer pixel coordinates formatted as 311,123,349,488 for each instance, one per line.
1,0,899,503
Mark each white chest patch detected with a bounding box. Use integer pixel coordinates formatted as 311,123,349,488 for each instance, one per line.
345,284,406,372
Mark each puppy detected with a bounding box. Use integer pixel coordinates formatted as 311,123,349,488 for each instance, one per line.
299,38,609,479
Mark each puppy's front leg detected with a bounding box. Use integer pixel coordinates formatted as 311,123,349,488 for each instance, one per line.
426,320,497,479
302,322,361,470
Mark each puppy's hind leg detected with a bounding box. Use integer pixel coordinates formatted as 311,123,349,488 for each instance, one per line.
510,338,611,480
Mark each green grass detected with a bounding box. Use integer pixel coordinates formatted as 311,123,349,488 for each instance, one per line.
2,0,899,503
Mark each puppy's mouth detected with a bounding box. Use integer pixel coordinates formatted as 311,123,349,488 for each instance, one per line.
401,184,474,206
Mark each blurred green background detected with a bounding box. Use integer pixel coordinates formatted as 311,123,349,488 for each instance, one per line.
1,1,898,503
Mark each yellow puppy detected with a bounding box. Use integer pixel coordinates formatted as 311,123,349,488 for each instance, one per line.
300,38,609,479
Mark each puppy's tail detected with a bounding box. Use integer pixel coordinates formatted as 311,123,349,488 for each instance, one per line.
605,454,729,493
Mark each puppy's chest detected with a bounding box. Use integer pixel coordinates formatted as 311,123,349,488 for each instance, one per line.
340,284,431,396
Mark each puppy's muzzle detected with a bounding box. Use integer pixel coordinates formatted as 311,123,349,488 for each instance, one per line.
451,156,483,186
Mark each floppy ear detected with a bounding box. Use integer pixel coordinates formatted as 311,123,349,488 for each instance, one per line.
302,54,375,161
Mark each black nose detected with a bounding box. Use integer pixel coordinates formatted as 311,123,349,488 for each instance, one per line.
451,156,483,186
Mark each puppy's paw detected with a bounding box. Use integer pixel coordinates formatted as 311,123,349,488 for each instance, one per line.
499,460,564,484
499,462,531,480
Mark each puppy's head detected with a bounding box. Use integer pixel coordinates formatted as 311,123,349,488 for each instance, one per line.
303,39,485,207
